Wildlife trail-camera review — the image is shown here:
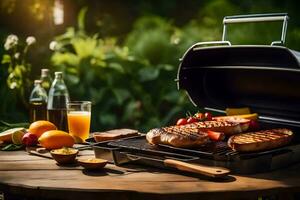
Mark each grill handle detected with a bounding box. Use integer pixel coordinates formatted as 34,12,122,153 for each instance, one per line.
117,152,230,178
164,159,230,178
222,13,289,46
178,40,232,63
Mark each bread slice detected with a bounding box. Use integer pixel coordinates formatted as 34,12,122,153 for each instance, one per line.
93,129,138,142
228,128,293,152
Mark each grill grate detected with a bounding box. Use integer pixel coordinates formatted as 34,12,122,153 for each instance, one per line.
109,136,236,160
109,136,197,160
108,133,300,162
103,127,300,174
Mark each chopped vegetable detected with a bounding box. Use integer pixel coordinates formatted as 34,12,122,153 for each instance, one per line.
176,118,188,126
249,120,260,131
194,112,205,120
176,111,214,125
207,130,225,141
187,117,198,124
204,112,212,121
213,113,258,121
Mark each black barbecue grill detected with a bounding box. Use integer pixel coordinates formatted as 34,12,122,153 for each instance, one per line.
91,13,300,175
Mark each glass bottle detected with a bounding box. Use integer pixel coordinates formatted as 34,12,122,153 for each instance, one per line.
47,72,70,131
40,68,53,93
29,80,48,123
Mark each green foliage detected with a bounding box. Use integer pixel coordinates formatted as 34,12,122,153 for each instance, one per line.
50,12,194,131
0,35,36,122
126,17,173,61
2,35,34,90
1,0,300,130
49,3,300,132
0,121,29,132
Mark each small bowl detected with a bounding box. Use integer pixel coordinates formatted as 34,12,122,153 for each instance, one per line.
78,158,108,170
50,148,79,164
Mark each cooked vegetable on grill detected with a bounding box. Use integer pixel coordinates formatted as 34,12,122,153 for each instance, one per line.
186,117,198,124
176,118,188,126
206,130,225,141
175,112,214,126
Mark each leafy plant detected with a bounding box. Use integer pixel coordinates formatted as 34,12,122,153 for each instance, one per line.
50,9,194,132
1,0,299,130
0,34,36,122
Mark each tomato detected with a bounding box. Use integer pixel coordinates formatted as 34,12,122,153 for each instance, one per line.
187,117,198,124
206,130,225,141
204,112,212,120
176,118,188,126
249,120,260,131
194,112,205,120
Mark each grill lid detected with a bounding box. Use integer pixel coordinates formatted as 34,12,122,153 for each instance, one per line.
177,13,300,122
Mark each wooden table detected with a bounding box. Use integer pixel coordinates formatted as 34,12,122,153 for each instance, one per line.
0,149,300,200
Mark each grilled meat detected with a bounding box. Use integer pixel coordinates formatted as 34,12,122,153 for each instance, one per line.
213,116,251,132
183,120,242,135
146,121,242,148
146,126,209,148
228,128,293,152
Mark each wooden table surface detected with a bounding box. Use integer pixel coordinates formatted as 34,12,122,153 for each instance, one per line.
0,149,300,200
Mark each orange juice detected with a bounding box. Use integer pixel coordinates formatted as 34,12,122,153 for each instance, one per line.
67,111,91,142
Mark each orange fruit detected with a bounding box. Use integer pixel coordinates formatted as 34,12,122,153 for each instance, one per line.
29,120,57,138
38,130,74,150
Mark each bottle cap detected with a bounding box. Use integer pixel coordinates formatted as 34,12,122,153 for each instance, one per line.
41,69,49,77
34,80,42,85
54,71,63,78
55,71,63,75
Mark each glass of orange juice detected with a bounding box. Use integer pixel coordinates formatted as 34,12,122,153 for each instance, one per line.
66,101,91,143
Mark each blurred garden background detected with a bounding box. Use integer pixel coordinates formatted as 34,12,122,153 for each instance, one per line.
0,0,300,132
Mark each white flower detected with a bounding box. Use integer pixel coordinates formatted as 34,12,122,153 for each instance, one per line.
14,52,20,59
49,41,58,50
4,34,18,50
26,36,36,46
10,82,17,89
171,37,180,45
